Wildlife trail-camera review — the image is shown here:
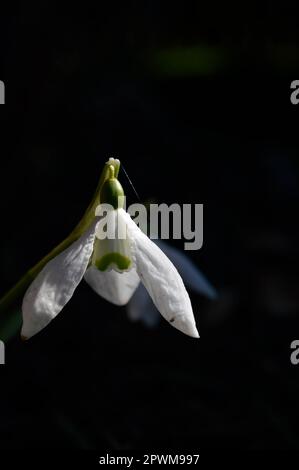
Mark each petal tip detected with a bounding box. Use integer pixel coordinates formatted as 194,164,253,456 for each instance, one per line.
169,316,200,338
186,324,200,338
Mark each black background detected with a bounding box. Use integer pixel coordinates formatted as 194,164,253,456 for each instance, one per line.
0,1,299,450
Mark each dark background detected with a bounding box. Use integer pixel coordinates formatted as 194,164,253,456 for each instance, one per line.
0,1,299,450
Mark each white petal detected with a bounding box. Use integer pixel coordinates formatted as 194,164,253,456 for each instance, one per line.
155,239,217,299
21,221,97,339
122,210,199,338
127,283,161,328
84,265,140,306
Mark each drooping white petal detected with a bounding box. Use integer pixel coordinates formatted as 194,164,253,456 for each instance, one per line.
84,265,140,306
21,221,98,339
121,210,199,338
127,283,161,328
127,240,216,329
155,239,217,299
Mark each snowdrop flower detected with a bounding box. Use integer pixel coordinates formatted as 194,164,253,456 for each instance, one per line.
127,239,217,328
21,161,199,340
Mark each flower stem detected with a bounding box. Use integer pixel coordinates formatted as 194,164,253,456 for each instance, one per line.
0,158,120,316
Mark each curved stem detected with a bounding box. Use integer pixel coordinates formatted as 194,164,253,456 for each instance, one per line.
0,158,120,315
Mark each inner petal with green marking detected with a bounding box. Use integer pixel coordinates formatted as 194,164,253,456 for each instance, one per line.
92,210,133,273
92,237,132,272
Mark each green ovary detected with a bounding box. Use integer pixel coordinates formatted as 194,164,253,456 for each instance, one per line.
95,253,132,271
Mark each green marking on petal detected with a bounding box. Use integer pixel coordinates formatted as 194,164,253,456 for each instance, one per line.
95,253,132,271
